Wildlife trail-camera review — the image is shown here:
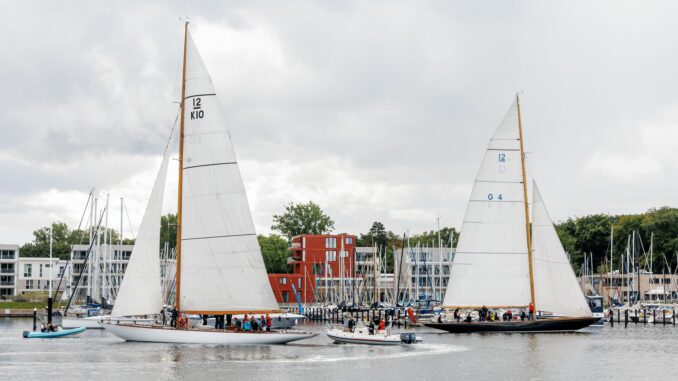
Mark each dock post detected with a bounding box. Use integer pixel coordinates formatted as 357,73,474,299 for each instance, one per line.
610,310,614,327
662,309,666,326
644,308,647,325
653,309,656,325
624,309,628,327
32,308,37,331
635,309,638,325
617,309,620,324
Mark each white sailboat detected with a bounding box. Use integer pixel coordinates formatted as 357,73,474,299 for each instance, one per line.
426,95,595,332
100,22,315,344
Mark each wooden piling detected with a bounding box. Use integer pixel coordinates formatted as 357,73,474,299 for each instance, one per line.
624,309,628,327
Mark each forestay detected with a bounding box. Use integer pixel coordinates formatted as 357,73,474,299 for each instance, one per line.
112,131,174,317
443,102,531,308
531,181,591,317
179,31,279,313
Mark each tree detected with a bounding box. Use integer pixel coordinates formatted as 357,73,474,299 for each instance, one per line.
271,202,335,240
160,214,177,248
258,234,291,273
20,221,134,260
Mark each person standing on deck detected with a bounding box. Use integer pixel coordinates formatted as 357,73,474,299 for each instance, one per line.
170,307,178,328
265,314,272,332
528,303,535,321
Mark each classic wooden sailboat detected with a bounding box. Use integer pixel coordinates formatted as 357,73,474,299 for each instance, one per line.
100,22,315,344
425,95,595,333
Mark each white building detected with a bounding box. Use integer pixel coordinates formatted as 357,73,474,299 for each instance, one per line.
0,245,19,297
17,257,67,294
402,246,455,302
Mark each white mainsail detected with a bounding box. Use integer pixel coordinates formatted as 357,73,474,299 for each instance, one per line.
112,132,174,317
179,31,278,313
531,181,591,317
442,101,531,307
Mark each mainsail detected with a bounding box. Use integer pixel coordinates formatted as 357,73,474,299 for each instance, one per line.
442,101,531,308
112,131,174,317
531,181,591,317
178,31,279,313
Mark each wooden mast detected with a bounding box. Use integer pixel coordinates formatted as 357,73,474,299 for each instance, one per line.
175,21,189,312
516,93,536,311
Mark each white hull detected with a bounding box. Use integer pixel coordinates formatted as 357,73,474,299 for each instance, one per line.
63,315,155,329
326,328,403,346
100,322,316,344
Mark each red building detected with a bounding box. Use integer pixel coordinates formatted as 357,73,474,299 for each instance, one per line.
268,234,356,304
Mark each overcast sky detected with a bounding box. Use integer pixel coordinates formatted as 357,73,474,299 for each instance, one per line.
1,1,677,245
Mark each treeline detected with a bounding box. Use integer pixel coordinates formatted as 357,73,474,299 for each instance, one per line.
20,222,135,260
555,207,678,274
19,202,678,276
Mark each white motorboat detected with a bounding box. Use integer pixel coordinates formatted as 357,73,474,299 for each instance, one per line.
326,327,421,345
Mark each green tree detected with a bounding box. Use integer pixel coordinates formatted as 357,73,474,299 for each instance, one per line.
20,222,133,260
160,214,178,248
271,202,335,240
258,234,291,273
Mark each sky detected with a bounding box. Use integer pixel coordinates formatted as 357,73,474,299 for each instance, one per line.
1,1,677,245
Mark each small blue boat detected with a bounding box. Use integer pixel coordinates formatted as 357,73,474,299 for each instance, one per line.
23,326,86,339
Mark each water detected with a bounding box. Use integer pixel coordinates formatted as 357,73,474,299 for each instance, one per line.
1,318,676,380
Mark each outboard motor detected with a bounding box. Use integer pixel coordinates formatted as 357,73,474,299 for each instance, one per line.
400,332,416,344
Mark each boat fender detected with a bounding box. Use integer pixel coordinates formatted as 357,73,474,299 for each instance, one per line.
22,331,29,338
177,317,188,328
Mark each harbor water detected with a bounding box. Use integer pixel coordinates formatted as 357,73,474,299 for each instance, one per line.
1,318,676,380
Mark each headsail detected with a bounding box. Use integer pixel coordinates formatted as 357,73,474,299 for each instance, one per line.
442,101,531,308
531,181,591,317
178,30,279,313
112,130,174,317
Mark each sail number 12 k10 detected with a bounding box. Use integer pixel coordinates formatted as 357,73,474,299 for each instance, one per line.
191,98,204,120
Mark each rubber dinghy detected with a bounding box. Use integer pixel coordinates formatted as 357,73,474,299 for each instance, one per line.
23,327,86,339
326,327,421,345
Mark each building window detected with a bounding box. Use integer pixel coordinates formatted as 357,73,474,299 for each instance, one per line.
0,250,16,260
325,237,337,249
298,278,302,289
326,251,337,261
279,277,287,285
25,280,33,289
281,291,289,303
346,237,353,244
39,264,43,278
24,264,32,277
1,263,14,274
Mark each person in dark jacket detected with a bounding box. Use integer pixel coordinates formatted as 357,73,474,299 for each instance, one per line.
170,308,178,328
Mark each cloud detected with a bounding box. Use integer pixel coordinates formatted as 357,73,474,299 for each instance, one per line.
1,1,677,244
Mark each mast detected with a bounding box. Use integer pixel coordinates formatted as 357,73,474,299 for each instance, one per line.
516,94,536,310
175,21,189,311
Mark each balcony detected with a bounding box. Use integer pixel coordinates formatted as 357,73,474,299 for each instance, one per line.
0,269,15,274
0,281,14,286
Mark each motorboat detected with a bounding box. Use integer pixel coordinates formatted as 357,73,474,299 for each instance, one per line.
326,326,421,345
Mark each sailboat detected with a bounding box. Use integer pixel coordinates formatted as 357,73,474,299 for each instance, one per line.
100,22,316,344
425,95,595,333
